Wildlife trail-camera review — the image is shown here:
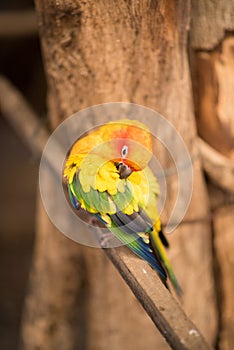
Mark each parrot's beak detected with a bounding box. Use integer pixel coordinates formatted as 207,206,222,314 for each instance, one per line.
116,162,132,179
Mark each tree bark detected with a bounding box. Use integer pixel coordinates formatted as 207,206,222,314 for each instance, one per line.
21,1,217,349
190,0,234,158
190,1,234,349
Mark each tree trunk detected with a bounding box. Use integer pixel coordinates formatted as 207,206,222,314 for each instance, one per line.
190,0,234,158
190,1,234,348
21,1,217,349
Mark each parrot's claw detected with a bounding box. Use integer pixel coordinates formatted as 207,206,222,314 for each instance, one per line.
88,217,101,226
86,215,105,228
100,232,116,248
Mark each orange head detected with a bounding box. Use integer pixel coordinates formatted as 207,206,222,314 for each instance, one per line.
100,119,153,172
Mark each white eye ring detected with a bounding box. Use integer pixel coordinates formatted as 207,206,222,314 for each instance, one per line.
121,145,128,158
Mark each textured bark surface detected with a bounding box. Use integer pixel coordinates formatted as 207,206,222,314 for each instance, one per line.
190,0,234,50
190,0,234,159
21,1,217,349
191,38,234,159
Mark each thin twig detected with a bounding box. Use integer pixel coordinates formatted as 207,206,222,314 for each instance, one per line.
0,75,49,157
0,11,38,38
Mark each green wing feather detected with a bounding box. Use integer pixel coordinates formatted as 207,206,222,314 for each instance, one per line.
67,167,182,295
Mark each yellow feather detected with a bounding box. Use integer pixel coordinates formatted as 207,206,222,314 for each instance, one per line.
122,203,135,216
64,120,158,218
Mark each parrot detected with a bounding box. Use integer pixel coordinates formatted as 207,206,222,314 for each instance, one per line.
63,119,182,295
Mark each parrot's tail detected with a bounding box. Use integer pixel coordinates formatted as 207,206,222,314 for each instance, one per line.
150,228,182,296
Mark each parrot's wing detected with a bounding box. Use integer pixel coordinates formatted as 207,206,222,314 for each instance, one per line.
101,216,167,282
67,169,181,294
67,179,167,281
107,211,181,295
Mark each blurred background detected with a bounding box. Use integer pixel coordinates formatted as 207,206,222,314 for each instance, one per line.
1,1,234,349
0,1,45,348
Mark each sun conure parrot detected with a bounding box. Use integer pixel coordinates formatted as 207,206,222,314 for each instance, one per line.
63,119,182,295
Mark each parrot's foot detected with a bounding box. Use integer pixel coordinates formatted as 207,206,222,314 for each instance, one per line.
88,216,103,227
100,232,116,248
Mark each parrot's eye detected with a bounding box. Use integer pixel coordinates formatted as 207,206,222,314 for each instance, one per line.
121,145,128,158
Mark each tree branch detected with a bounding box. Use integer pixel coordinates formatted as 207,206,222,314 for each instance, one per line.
0,75,49,157
197,137,234,193
105,246,211,350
